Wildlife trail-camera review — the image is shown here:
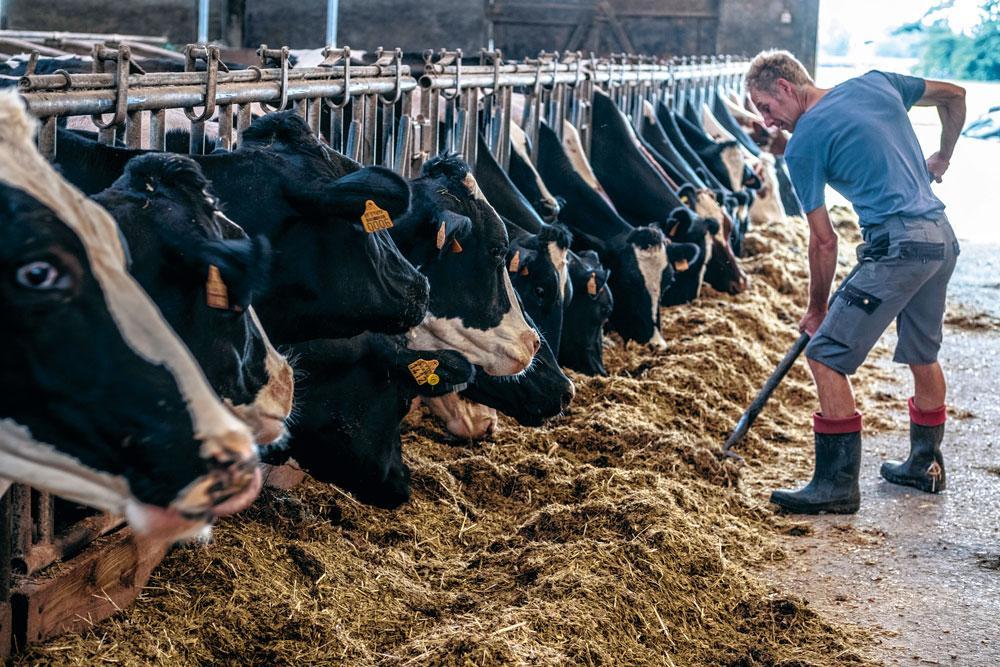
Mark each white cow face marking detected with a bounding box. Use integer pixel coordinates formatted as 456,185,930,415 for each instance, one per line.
633,243,668,350
547,241,569,299
407,269,539,377
720,145,746,192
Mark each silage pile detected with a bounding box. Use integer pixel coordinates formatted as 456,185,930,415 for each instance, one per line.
20,208,882,666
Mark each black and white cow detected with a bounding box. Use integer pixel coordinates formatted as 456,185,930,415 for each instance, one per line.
560,250,614,376
0,92,259,541
93,153,295,446
280,335,474,508
52,116,431,343
391,153,540,376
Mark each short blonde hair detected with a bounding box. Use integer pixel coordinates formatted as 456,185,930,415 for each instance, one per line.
744,50,812,93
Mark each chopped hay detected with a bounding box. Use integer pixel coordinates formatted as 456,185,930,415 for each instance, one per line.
17,209,881,666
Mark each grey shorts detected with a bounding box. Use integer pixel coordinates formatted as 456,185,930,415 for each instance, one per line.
805,213,960,375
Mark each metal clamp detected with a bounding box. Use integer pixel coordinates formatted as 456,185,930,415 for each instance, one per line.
438,48,463,101
90,44,130,130
183,44,222,123
321,46,352,110
478,48,503,98
257,44,291,112
374,47,403,105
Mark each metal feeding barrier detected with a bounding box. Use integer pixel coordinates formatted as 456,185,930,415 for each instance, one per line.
2,42,748,656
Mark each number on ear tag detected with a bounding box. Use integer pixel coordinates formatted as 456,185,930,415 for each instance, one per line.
408,358,441,386
361,199,394,233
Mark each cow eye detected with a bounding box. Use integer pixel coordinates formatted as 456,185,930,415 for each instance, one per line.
15,261,70,291
534,285,546,299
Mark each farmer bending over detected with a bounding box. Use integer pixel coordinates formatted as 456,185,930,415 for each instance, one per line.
745,50,966,514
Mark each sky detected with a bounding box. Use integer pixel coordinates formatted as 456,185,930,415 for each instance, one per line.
818,0,985,43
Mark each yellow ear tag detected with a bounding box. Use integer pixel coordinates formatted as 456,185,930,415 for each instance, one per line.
681,195,689,206
673,259,690,272
451,238,463,253
587,272,597,296
206,265,231,310
361,199,394,233
436,221,447,250
508,250,520,273
407,358,440,386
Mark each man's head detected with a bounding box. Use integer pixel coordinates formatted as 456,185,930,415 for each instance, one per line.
745,50,814,133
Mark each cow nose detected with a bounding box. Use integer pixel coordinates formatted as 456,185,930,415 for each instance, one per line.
560,382,575,410
522,330,541,357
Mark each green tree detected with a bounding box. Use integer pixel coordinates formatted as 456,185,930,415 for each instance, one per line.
895,0,1000,80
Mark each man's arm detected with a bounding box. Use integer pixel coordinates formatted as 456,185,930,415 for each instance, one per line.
800,205,839,336
915,80,967,183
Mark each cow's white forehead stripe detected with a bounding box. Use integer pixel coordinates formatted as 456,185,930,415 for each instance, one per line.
547,241,569,298
0,91,248,455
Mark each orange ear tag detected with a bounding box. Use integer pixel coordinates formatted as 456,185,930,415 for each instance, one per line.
361,199,394,233
668,221,681,237
673,259,690,272
519,266,529,276
436,221,447,250
451,238,463,253
587,272,597,296
407,358,441,386
508,250,520,273
206,265,231,310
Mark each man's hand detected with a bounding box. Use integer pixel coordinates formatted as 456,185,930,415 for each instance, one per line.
926,151,950,183
799,306,828,337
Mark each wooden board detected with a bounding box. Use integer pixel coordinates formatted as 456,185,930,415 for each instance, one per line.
11,529,168,647
0,601,11,659
262,462,306,490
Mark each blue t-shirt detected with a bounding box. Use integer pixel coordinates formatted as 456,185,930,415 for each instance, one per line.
784,70,945,227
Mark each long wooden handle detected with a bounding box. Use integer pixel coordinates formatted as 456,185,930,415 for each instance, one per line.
721,261,863,460
722,331,809,456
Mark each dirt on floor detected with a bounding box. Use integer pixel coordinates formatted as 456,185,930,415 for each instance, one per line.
18,209,891,666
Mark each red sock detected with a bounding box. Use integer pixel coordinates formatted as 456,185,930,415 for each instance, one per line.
908,397,946,427
813,411,863,434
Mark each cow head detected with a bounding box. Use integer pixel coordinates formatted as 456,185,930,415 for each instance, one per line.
507,223,573,351
286,337,473,508
560,250,613,376
599,226,669,348
749,153,786,224
399,154,540,376
461,333,574,427
96,153,294,446
0,93,258,540
269,165,430,341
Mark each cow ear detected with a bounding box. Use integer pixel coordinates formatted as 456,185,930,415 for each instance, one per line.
287,166,411,221
665,206,695,239
193,235,272,310
507,247,536,275
667,241,701,272
435,210,472,254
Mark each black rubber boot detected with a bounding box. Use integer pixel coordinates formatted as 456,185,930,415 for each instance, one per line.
771,429,862,514
880,422,946,493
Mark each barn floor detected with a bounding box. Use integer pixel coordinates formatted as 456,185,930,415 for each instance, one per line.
759,241,1000,667
16,211,896,666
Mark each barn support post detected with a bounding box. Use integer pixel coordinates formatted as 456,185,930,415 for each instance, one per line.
197,0,210,44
